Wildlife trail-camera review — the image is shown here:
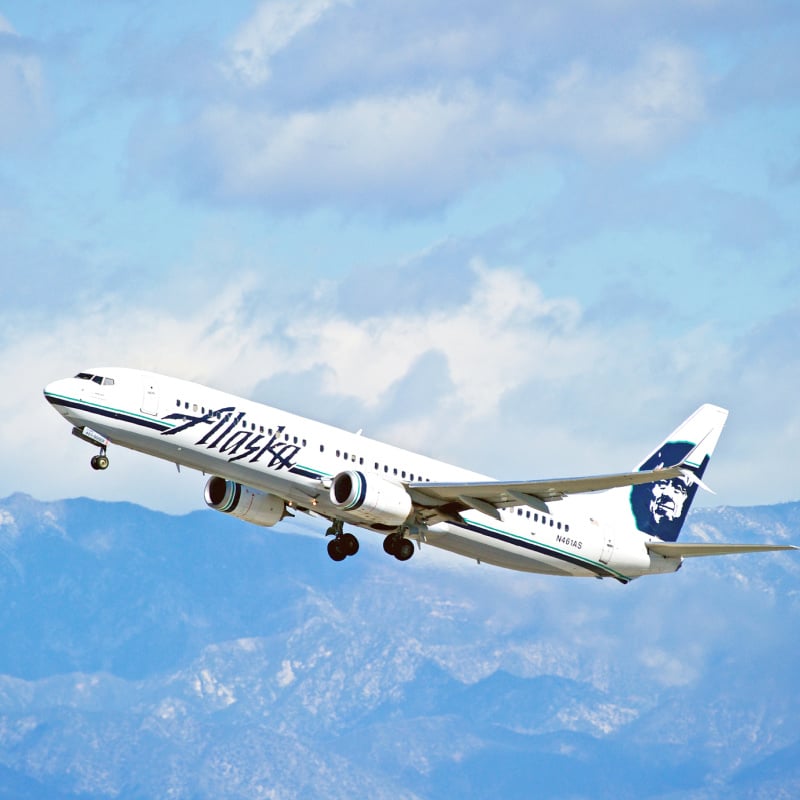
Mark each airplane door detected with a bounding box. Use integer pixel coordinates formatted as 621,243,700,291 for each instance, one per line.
599,537,614,564
141,381,159,416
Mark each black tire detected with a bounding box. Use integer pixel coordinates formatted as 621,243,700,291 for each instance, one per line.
96,455,109,470
383,534,399,555
342,533,359,556
327,538,347,562
395,538,415,561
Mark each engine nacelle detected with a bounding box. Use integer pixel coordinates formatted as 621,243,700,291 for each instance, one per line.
204,476,285,528
329,470,413,527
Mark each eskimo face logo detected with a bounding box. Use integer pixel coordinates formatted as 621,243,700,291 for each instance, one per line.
161,406,302,469
648,474,690,526
630,441,708,542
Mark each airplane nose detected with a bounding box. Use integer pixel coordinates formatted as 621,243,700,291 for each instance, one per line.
43,377,69,404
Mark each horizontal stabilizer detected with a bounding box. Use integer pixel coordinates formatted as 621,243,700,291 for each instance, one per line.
647,541,798,558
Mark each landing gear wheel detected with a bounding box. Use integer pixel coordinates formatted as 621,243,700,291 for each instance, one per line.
327,538,347,562
325,520,359,562
395,538,415,561
383,533,414,561
90,454,109,471
341,533,359,556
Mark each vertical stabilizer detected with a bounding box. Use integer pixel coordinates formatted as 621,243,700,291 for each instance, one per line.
605,404,729,542
630,404,728,541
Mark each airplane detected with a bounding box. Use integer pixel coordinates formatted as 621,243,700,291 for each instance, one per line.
43,368,796,583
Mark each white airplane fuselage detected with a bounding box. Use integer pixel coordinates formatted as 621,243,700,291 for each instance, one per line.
43,368,701,583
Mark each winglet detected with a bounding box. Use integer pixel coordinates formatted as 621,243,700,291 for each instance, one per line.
680,467,715,495
677,433,716,494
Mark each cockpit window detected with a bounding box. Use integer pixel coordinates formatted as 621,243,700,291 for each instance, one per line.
74,372,113,386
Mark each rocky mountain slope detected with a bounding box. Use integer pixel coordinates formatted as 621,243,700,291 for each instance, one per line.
0,493,798,798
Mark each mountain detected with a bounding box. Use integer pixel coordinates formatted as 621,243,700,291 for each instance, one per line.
0,493,798,798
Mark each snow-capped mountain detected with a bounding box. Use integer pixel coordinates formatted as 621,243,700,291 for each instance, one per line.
0,493,798,798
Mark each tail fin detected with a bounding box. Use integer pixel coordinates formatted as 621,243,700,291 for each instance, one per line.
626,404,728,541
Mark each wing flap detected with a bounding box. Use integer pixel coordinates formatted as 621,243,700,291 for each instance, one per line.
647,542,798,558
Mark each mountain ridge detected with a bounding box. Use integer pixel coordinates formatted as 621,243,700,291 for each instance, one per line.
0,493,798,798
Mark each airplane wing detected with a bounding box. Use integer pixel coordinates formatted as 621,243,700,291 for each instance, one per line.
647,542,799,558
407,463,690,521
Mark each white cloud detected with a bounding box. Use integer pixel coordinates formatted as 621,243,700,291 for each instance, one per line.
536,43,705,155
0,14,46,147
225,0,353,87
282,261,586,418
4,262,797,512
160,42,705,213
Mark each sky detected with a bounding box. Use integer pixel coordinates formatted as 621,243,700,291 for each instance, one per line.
0,0,799,514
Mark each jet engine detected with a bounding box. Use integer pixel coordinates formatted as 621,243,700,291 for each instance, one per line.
329,470,413,527
204,476,286,528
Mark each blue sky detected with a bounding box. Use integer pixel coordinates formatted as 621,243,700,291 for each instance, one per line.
1,0,799,512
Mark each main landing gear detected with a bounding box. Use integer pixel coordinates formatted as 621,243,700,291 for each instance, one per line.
383,532,415,562
325,519,360,562
324,521,415,563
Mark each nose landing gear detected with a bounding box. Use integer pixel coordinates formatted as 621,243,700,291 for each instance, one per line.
72,427,111,471
90,451,109,471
